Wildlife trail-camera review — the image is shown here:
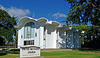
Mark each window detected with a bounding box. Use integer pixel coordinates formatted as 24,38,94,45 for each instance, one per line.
24,22,35,39
24,40,34,45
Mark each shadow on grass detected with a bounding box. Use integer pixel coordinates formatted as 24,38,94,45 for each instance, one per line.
0,51,7,56
77,48,100,52
0,49,20,56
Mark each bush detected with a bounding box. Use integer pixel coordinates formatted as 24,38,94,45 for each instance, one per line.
6,51,20,54
0,51,20,55
0,51,7,56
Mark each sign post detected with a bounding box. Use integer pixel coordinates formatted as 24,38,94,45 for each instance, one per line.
20,46,43,58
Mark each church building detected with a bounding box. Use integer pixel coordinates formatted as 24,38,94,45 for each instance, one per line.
16,17,81,49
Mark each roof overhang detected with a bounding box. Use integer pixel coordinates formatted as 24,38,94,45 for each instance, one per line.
45,21,60,26
15,17,80,32
16,17,48,28
57,25,81,32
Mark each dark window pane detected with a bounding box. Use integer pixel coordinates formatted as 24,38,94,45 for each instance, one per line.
24,40,34,45
24,41,26,45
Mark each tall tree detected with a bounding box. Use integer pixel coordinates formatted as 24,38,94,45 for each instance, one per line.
66,0,100,49
66,0,100,25
0,9,16,45
14,33,18,48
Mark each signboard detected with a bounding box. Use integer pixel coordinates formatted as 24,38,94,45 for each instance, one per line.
20,46,40,58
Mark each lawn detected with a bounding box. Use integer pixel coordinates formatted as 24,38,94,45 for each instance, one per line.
41,51,100,58
0,50,100,58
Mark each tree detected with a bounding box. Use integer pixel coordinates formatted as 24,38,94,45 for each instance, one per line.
66,0,100,49
0,37,5,46
66,0,100,25
14,33,18,48
0,9,16,45
62,21,70,26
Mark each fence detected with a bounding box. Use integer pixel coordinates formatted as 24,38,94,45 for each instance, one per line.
0,46,15,48
0,44,17,48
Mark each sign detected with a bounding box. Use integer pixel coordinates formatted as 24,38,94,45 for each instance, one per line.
20,46,40,58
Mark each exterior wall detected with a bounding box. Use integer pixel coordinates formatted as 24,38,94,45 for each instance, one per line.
66,31,81,48
38,23,45,49
34,22,40,47
73,32,81,48
57,28,67,48
18,27,24,48
18,24,81,49
18,19,45,49
66,30,74,48
45,25,57,48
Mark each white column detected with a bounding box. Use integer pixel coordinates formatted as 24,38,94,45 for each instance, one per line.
53,28,57,48
39,26,44,49
45,27,47,48
22,27,24,46
57,29,59,48
18,29,21,48
18,27,24,48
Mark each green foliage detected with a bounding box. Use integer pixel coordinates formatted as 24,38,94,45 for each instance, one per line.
84,25,100,49
66,0,100,49
62,21,70,26
0,37,5,45
5,51,20,54
14,33,18,48
66,0,100,25
0,51,20,56
0,9,16,44
14,33,18,43
73,25,91,31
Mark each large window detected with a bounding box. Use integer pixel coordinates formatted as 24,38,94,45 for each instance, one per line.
24,22,35,39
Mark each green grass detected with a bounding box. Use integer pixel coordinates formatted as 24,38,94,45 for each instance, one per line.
41,51,100,58
0,50,100,58
0,54,19,58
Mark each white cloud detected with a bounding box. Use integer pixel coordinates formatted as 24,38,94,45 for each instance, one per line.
0,5,30,21
0,5,5,10
52,12,67,19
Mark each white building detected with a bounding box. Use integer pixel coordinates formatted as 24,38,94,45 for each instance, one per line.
16,17,81,49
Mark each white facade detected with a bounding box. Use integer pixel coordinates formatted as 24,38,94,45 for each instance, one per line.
16,17,81,49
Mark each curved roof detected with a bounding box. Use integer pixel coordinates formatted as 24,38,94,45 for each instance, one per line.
46,21,60,26
16,17,60,28
16,17,80,32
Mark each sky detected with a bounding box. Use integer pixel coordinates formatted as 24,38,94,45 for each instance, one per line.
0,0,71,25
